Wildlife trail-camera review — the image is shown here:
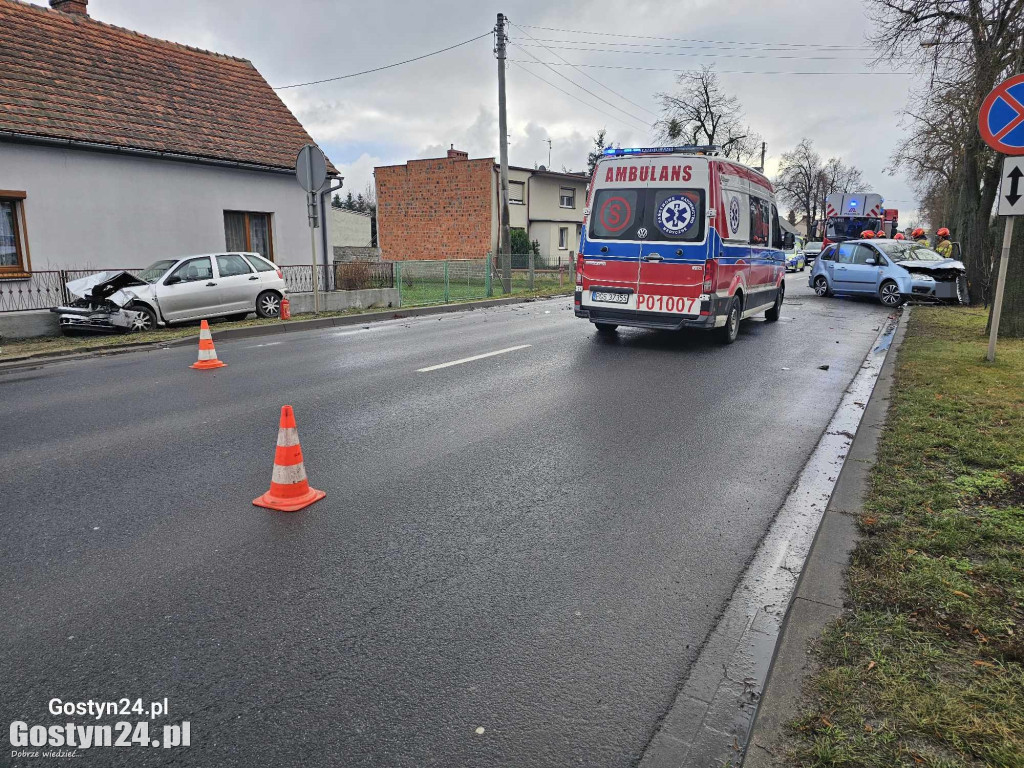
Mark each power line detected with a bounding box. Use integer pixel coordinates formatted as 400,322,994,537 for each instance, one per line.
508,42,651,130
520,37,874,53
508,61,651,136
513,42,879,62
516,23,876,50
274,31,491,89
510,22,659,119
509,60,915,76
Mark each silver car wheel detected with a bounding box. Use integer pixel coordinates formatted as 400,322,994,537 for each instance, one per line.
258,293,280,317
814,276,829,297
880,281,901,306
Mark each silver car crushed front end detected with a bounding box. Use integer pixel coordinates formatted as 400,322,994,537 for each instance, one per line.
50,271,152,334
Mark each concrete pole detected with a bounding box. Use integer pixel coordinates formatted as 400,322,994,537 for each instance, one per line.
987,215,1014,362
496,13,512,294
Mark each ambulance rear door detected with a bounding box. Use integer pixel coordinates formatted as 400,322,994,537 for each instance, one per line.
636,158,709,318
579,156,647,317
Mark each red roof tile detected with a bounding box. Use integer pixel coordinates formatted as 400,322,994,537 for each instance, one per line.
0,0,333,172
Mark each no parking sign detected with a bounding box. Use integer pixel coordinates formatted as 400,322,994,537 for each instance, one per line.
978,74,1024,155
979,74,1024,362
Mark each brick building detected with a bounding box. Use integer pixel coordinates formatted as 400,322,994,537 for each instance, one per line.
375,148,588,261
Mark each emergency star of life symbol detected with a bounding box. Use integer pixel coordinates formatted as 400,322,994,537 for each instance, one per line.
979,74,1024,156
657,195,696,235
729,196,742,233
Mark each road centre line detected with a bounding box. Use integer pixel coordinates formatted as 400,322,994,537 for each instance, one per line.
416,344,532,373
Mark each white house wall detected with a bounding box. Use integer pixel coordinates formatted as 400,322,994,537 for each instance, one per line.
0,141,321,271
328,208,372,250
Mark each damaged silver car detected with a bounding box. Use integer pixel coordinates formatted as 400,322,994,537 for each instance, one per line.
51,252,287,335
51,271,156,334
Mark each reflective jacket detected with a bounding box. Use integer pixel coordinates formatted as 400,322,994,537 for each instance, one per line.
936,239,953,258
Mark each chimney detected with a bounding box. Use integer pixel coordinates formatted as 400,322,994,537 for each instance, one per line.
50,0,89,15
447,145,468,161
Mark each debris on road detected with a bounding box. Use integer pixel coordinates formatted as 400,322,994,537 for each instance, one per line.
819,364,830,370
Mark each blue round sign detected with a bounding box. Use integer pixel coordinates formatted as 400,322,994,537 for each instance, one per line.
656,195,697,236
979,74,1024,155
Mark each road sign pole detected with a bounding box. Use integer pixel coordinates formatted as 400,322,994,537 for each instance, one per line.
307,143,320,315
986,215,1014,362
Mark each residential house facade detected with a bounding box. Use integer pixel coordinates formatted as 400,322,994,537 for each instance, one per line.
374,148,588,263
0,0,334,283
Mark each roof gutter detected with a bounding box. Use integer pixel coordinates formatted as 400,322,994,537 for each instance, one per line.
0,129,338,177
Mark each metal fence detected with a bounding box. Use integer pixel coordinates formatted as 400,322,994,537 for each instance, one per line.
0,269,141,313
1,257,573,314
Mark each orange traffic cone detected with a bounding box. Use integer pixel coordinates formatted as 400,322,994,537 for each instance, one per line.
253,405,326,512
191,319,226,370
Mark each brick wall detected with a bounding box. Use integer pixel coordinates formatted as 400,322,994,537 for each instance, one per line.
375,155,493,261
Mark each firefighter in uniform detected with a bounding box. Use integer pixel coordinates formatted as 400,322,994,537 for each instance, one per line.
935,228,953,258
912,227,928,246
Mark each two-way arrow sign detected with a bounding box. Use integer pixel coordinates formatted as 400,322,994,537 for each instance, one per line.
999,156,1024,215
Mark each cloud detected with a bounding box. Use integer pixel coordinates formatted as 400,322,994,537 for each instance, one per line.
78,0,921,214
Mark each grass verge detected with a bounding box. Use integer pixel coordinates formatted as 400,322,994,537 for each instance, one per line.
0,286,571,363
788,307,1023,767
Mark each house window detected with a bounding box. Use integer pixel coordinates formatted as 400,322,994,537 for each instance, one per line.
559,187,575,209
0,193,29,275
224,211,274,261
558,226,569,250
509,181,525,204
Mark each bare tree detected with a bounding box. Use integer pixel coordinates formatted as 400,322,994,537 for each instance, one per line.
776,139,871,238
775,139,823,238
655,65,757,157
868,0,1024,323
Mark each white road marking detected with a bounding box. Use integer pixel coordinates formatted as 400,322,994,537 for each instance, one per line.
245,341,284,349
417,344,532,373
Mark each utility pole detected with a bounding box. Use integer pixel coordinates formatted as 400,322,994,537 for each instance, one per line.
546,138,552,169
759,141,766,172
496,12,512,293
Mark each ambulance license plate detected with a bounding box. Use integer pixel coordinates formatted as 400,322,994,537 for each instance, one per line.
637,295,700,314
592,290,630,304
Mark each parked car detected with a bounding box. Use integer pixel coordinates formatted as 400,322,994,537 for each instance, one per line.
808,239,968,307
52,252,286,334
799,240,824,265
785,251,806,272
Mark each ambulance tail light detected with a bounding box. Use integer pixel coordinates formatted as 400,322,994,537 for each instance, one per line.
576,253,584,281
703,258,718,293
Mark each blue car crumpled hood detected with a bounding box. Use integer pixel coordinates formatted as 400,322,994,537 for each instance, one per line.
895,257,965,273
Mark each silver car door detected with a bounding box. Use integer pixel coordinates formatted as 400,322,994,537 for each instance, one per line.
157,257,220,321
215,254,259,311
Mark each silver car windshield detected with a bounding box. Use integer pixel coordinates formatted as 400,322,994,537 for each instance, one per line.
139,259,177,283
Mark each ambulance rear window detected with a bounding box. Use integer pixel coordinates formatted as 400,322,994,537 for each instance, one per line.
591,189,642,240
649,189,705,242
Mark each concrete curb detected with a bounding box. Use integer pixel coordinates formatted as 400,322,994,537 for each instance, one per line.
741,309,910,767
0,293,567,374
637,309,905,768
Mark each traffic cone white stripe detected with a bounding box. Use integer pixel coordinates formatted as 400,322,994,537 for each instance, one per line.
197,347,216,360
199,327,213,341
272,462,309,485
276,427,300,447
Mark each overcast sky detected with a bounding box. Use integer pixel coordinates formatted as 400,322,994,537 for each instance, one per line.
71,0,926,223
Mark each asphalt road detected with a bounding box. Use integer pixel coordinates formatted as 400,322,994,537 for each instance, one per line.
0,278,890,767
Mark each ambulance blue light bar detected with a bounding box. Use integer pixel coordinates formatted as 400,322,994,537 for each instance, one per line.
603,145,720,156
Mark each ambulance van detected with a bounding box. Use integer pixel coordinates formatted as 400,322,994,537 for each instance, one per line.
574,146,791,344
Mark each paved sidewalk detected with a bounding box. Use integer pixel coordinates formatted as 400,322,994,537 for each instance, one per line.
742,311,910,767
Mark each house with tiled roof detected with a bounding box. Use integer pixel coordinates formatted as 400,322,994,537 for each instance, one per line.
0,0,334,278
